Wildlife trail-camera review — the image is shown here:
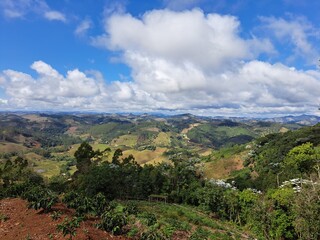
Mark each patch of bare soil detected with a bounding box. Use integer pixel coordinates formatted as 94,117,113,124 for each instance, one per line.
181,123,200,135
204,154,245,179
66,127,78,135
0,198,129,240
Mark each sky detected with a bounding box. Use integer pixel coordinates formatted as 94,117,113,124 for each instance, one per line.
0,0,320,117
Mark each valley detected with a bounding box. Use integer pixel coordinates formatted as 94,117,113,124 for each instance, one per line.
1,112,320,239
0,112,305,179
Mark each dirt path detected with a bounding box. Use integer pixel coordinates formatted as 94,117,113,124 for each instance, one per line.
181,123,201,135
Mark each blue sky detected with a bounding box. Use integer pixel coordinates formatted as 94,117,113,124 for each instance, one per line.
0,0,320,116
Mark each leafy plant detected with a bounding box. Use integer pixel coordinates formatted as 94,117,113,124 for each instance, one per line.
92,192,108,216
99,209,128,235
50,211,62,220
63,191,109,217
125,201,139,215
0,213,9,222
140,226,165,240
190,227,210,240
22,186,58,212
139,212,157,226
57,217,82,240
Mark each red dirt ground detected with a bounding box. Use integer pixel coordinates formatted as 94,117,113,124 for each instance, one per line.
0,198,129,240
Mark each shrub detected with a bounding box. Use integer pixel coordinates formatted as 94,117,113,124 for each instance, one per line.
50,211,62,220
125,201,139,215
99,209,128,235
22,186,58,212
139,212,157,226
57,217,83,240
63,191,109,217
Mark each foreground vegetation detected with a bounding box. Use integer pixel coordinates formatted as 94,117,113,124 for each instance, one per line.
1,113,320,239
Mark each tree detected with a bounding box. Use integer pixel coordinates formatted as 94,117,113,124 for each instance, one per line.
74,142,95,173
293,182,320,240
284,142,317,175
112,149,123,165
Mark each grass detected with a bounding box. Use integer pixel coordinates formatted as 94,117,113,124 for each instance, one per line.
0,142,27,153
203,152,246,179
187,124,256,148
91,143,111,151
211,145,246,160
153,132,171,147
24,152,44,162
30,159,69,178
111,135,138,147
122,147,169,165
129,200,253,239
213,126,255,138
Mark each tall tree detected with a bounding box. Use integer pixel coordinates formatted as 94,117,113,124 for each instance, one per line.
74,142,95,173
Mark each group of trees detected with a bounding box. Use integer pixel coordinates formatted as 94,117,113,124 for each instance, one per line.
68,140,320,239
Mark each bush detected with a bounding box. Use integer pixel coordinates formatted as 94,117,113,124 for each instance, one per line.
140,226,165,240
124,201,139,215
1,182,32,199
139,212,157,226
22,186,58,212
63,191,109,217
57,216,83,239
99,209,128,235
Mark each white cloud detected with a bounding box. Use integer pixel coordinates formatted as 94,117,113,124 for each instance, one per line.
1,61,101,108
75,18,92,36
0,0,66,22
1,59,320,115
1,8,320,116
1,0,34,19
44,10,66,22
89,9,320,115
0,99,8,105
95,9,269,71
92,9,276,92
259,16,320,64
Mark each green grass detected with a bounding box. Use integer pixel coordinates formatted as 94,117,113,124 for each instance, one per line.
128,200,254,239
211,145,246,160
0,142,27,153
153,132,171,147
31,159,68,178
111,135,138,147
187,123,255,148
92,143,110,151
122,147,168,165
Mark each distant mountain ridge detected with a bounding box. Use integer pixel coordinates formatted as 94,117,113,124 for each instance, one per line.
1,111,319,126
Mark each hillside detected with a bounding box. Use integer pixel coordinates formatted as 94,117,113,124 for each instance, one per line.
0,113,306,179
1,113,320,239
0,198,253,240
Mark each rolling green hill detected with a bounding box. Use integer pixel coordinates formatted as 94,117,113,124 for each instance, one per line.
0,113,311,178
1,114,320,240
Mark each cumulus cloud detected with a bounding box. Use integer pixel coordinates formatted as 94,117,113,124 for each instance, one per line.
75,18,93,36
91,9,320,115
259,16,320,64
0,0,66,22
94,9,272,72
2,8,320,116
1,61,102,109
1,59,320,115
